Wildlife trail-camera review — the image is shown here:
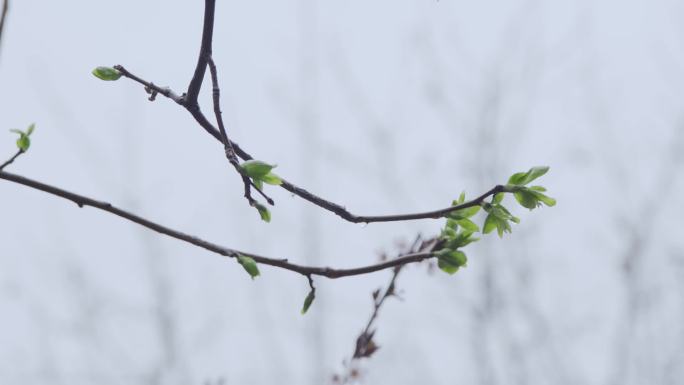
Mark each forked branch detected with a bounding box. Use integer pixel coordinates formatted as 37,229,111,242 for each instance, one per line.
110,0,506,224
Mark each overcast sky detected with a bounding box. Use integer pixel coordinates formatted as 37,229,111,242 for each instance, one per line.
1,1,684,384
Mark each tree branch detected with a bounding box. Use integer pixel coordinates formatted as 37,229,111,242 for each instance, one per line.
110,0,507,223
206,56,236,162
206,55,274,206
0,149,22,170
113,65,184,104
185,0,216,106
0,170,439,279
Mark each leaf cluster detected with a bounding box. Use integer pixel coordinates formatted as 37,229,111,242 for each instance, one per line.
9,123,35,152
504,166,557,210
436,192,481,274
436,166,556,275
239,160,283,222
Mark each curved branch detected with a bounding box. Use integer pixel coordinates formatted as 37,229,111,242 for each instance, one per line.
0,170,439,279
185,0,216,105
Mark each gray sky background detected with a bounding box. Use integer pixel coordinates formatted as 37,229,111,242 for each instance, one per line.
1,0,684,384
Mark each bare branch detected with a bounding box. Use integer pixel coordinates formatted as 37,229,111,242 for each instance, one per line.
112,65,184,104
0,149,22,170
0,170,439,279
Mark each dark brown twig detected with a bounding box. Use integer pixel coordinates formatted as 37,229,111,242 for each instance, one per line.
0,149,22,170
206,56,237,164
0,170,440,279
185,0,216,106
112,66,183,104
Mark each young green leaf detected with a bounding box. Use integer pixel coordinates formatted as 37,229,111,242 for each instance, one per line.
513,187,556,209
445,219,459,231
10,128,32,151
441,226,457,239
497,205,520,223
458,191,466,204
483,212,512,237
253,179,264,191
437,250,468,275
16,136,30,151
237,254,260,279
457,218,479,233
483,213,498,234
26,123,35,136
490,206,509,221
523,166,549,184
254,203,271,223
449,204,480,219
241,160,276,178
487,204,519,223
507,171,527,186
259,172,282,186
508,166,549,186
492,192,504,204
445,230,479,249
529,190,556,207
92,66,122,81
496,217,512,237
301,289,316,315
514,189,539,210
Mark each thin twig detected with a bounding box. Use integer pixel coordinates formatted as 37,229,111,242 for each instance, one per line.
353,236,436,358
331,237,436,383
206,55,274,206
0,0,8,58
0,149,22,170
206,56,238,164
0,170,439,279
112,66,183,104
